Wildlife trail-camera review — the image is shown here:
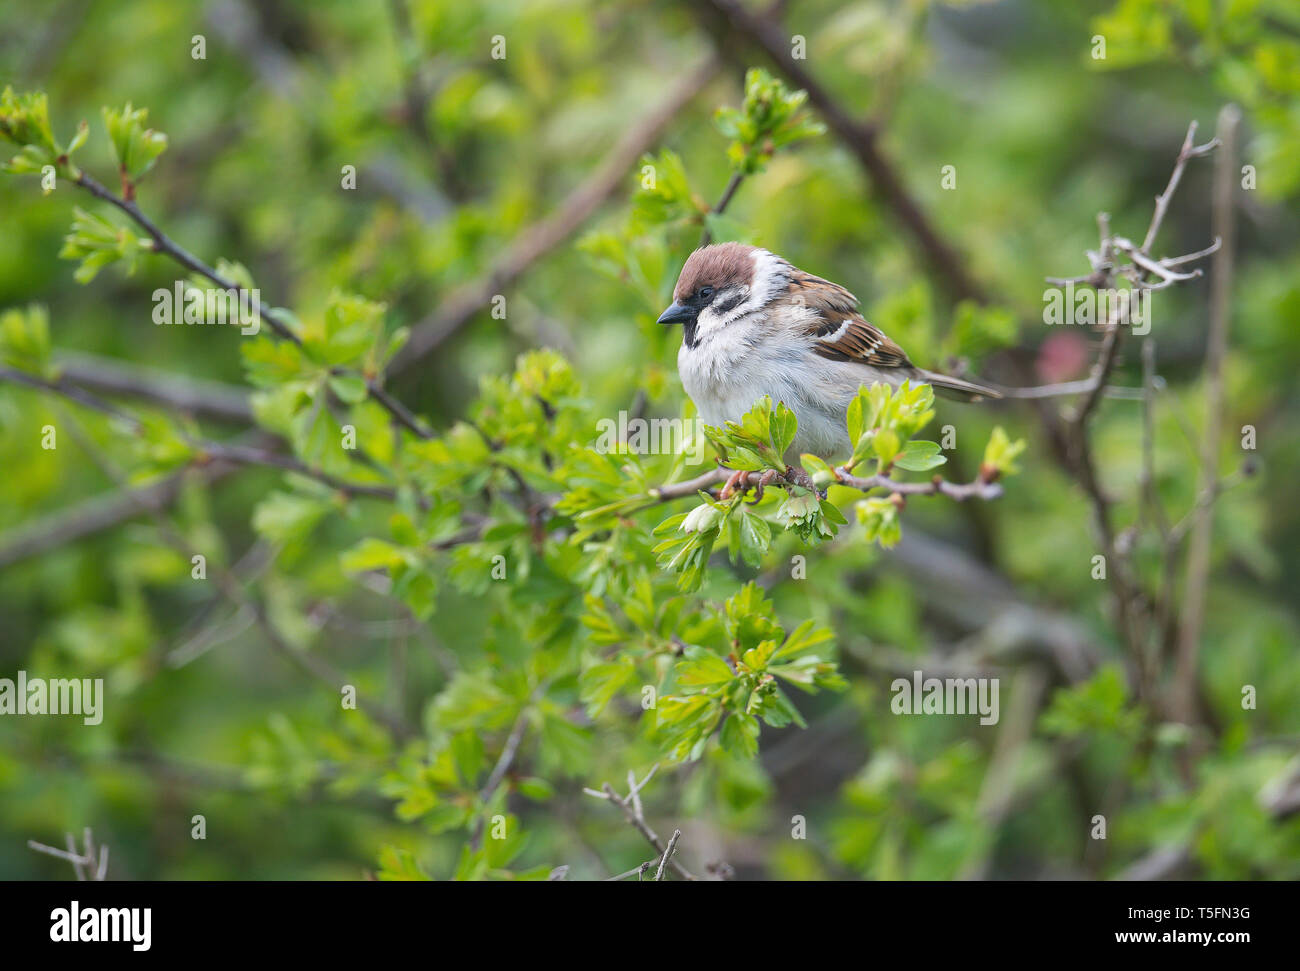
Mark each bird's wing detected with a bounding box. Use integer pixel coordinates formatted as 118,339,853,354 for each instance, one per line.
782,270,913,369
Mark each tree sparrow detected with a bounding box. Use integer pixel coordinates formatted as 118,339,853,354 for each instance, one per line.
658,242,1001,461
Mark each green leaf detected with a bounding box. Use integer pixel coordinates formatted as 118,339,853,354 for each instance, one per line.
873,428,900,465
251,491,329,546
450,731,485,788
893,440,947,472
516,777,555,801
982,426,1027,478
579,660,637,716
102,103,168,182
676,647,734,686
856,497,902,548
340,537,417,572
58,206,146,282
0,304,51,375
770,400,798,456
376,845,431,881
328,374,368,404
773,619,834,661
713,68,825,175
0,87,69,173
242,335,310,386
307,291,386,368
720,712,760,759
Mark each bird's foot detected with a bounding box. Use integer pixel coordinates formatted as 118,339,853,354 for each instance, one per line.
747,469,781,504
718,468,751,501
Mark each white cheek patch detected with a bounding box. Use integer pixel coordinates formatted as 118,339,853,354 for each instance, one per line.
733,249,791,319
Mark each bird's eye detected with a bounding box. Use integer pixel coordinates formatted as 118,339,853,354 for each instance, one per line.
698,286,714,301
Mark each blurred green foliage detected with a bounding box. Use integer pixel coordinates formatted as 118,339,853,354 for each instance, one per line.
0,0,1297,881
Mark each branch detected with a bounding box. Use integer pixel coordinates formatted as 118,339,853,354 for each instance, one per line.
0,368,404,502
71,170,299,344
55,351,254,424
28,828,108,881
469,694,539,851
1026,121,1220,705
648,462,1003,505
66,168,437,439
835,469,1004,502
648,467,728,502
585,767,699,881
55,409,415,740
0,364,142,428
692,0,987,304
1173,105,1240,728
997,380,1145,400
698,170,744,247
605,858,659,881
390,54,723,374
1142,130,1221,255
0,431,265,571
655,829,683,881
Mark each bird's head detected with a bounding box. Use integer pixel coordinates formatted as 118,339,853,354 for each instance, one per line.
658,242,789,346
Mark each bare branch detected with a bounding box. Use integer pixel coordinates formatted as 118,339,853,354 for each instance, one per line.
64,168,437,440
1173,107,1241,728
0,369,404,502
55,351,254,424
835,469,1004,502
648,467,728,502
589,773,699,881
28,828,109,880
605,859,657,881
469,698,537,850
71,170,300,345
692,0,987,303
699,170,745,246
55,409,414,739
390,55,723,373
655,829,682,881
1141,122,1221,255
648,463,1002,506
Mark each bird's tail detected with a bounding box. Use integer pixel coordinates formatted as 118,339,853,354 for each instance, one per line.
914,369,1003,402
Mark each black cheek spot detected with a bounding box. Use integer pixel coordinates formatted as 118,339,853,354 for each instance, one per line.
713,290,746,315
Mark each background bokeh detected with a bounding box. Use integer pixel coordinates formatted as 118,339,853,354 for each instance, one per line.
1,0,1297,880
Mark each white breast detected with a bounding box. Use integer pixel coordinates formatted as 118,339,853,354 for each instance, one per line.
678,312,901,462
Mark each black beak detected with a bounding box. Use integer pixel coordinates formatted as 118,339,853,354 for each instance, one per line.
657,300,695,326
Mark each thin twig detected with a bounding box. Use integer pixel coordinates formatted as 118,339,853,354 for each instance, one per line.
29,828,108,880
693,0,986,304
699,170,744,246
589,774,698,881
1173,106,1239,729
605,859,657,881
469,697,538,850
648,467,728,501
57,408,414,739
391,55,723,373
0,368,406,502
65,169,437,439
71,170,300,344
55,351,254,424
835,470,1004,502
655,829,682,881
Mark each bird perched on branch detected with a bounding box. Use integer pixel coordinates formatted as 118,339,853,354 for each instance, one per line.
658,242,1000,461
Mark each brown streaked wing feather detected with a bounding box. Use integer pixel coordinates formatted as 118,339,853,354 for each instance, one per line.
814,316,912,368
783,270,912,369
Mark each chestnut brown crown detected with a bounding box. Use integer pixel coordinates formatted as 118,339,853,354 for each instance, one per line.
671,242,756,302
